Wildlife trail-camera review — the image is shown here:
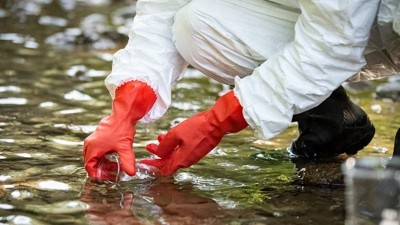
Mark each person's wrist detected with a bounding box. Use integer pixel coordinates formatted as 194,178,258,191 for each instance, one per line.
113,80,156,123
106,113,138,129
209,91,247,134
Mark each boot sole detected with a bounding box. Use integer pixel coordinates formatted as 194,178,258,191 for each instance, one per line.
288,122,375,159
341,124,375,155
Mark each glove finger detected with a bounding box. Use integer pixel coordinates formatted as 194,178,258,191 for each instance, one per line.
145,133,166,156
117,148,136,176
83,143,106,178
141,153,178,177
155,132,181,158
162,147,190,176
85,157,99,178
146,143,159,155
157,133,165,142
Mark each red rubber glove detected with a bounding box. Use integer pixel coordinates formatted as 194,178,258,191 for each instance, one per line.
83,80,156,179
141,91,248,176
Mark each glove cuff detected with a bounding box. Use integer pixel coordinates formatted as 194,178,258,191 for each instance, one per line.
209,91,248,133
112,80,157,124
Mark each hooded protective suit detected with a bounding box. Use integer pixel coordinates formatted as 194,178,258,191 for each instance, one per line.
105,0,399,140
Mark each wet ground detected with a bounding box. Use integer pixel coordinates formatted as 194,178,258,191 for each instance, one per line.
1,1,400,224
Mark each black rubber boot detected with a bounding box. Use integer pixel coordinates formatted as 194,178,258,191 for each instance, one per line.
289,86,375,159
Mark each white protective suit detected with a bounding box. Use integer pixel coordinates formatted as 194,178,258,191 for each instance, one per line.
105,0,400,140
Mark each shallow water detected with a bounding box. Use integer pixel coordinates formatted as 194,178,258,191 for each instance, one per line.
1,1,400,224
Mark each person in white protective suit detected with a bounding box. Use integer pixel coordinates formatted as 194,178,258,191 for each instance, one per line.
83,0,400,178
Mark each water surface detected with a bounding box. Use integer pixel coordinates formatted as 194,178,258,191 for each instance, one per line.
0,1,399,224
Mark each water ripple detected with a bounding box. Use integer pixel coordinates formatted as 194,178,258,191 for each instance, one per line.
54,124,96,133
0,86,21,93
3,215,35,225
52,138,82,146
24,200,88,214
66,65,108,79
171,102,201,111
0,139,15,143
36,180,70,191
0,204,14,210
0,33,25,43
55,108,86,115
0,97,27,105
38,15,68,27
39,101,56,108
64,90,92,101
11,190,33,200
175,172,245,191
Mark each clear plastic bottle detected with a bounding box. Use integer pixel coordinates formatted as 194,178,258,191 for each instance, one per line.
96,153,162,183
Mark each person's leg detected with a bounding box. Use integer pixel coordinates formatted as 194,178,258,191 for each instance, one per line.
172,0,375,159
172,0,298,85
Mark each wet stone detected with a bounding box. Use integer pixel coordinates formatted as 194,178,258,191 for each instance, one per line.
292,156,347,186
45,13,129,49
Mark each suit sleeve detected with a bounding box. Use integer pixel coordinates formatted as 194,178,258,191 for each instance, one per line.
105,0,191,123
234,0,380,139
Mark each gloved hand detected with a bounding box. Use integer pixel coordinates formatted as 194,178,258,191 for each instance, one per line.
83,80,156,179
141,91,248,176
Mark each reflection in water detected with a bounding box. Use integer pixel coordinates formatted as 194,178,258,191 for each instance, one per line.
80,179,226,224
80,177,348,225
0,0,399,224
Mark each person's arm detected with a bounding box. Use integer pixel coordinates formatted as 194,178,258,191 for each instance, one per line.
84,0,191,179
105,0,191,122
234,0,381,139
